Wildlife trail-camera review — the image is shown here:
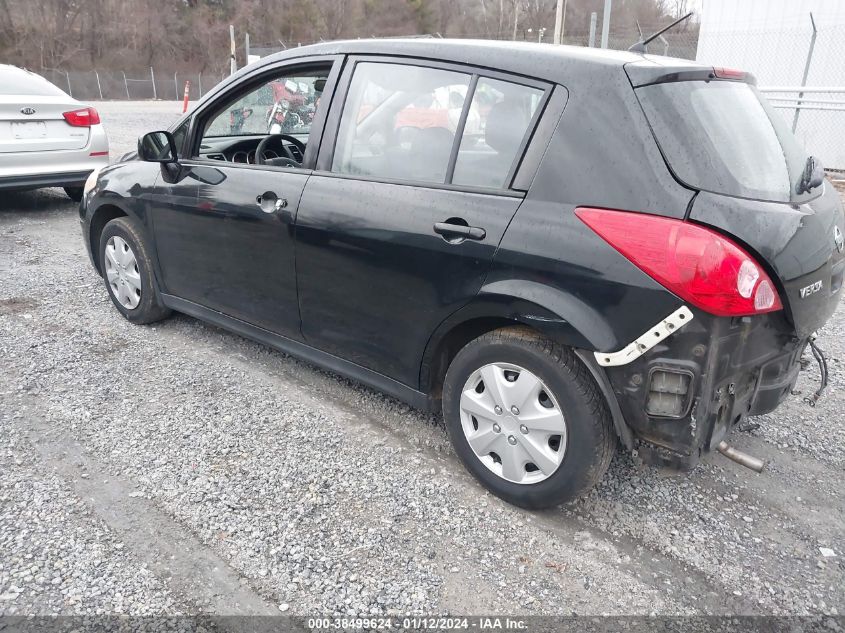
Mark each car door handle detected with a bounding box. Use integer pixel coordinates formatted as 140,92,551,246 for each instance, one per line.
256,191,288,214
433,221,486,242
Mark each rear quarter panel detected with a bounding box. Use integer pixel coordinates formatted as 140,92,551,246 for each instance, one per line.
488,63,696,352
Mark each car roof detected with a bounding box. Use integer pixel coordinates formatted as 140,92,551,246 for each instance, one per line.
0,64,37,77
189,38,711,121
0,64,70,98
256,38,651,84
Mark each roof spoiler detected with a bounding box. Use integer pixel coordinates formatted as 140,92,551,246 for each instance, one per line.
625,63,757,88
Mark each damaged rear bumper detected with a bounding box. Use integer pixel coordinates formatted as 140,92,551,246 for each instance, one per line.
601,307,809,470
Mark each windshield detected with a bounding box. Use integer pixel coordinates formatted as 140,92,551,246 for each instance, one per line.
636,80,810,202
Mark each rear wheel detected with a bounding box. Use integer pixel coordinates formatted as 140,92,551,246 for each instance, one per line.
99,217,171,324
64,186,83,202
442,327,615,509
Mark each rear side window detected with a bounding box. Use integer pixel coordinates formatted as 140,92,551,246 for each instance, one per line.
637,81,808,202
0,68,66,96
331,62,546,189
452,78,543,189
332,62,471,184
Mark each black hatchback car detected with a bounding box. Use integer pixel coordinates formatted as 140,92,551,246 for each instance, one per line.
80,39,844,508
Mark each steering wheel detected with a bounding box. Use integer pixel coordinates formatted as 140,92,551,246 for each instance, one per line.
255,133,306,166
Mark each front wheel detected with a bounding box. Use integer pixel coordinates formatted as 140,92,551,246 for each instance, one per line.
99,217,171,324
442,327,615,509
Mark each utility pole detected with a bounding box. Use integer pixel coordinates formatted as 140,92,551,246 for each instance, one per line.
588,12,598,47
553,0,567,45
245,32,251,62
229,25,237,75
600,0,612,49
793,12,817,132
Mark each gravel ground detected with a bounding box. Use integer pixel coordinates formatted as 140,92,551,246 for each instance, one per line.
0,101,843,618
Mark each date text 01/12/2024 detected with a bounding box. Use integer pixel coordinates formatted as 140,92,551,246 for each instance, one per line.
307,617,528,630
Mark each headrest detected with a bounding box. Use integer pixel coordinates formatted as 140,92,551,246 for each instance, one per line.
485,101,529,153
411,126,454,155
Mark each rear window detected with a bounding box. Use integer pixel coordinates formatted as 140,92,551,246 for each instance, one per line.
636,80,809,203
452,77,544,189
0,68,66,96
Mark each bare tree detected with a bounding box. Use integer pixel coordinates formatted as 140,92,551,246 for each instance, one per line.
668,0,690,19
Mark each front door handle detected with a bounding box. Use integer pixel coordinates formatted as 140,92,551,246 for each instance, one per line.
256,191,288,214
434,221,486,243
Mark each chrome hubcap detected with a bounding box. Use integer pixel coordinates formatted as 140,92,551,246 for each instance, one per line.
459,362,567,485
104,236,141,310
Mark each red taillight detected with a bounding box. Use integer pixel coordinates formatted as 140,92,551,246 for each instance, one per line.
575,207,782,317
62,107,100,127
713,67,746,80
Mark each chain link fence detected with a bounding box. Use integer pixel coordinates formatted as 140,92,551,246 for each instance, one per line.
16,27,713,105
35,68,228,102
696,23,845,169
34,20,843,168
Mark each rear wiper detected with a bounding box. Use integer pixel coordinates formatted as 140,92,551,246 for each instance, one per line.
797,155,824,194
628,12,694,53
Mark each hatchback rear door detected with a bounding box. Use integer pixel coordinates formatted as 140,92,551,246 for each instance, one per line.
628,65,844,336
295,57,554,388
0,67,90,153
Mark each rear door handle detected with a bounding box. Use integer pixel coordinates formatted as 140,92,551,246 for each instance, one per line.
433,221,486,242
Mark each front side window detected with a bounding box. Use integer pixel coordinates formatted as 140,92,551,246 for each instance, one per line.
332,63,471,184
202,71,328,141
452,78,543,189
170,119,190,158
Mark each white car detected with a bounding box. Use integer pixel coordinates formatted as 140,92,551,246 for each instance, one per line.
0,64,109,201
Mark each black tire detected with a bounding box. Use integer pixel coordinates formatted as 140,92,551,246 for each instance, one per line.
64,186,84,202
442,327,615,509
99,217,171,325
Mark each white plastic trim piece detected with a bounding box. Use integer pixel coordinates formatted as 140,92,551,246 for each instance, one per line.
594,306,695,367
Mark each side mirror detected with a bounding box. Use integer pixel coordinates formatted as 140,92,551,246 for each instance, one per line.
138,131,178,163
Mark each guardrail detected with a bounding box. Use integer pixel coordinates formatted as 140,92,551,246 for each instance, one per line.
758,86,845,169
759,87,845,116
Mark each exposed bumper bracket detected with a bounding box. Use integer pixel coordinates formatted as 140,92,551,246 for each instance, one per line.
594,306,694,367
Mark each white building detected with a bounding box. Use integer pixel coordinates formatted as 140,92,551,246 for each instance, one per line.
695,0,845,168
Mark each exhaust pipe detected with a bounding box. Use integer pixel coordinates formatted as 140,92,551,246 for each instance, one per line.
717,441,764,473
